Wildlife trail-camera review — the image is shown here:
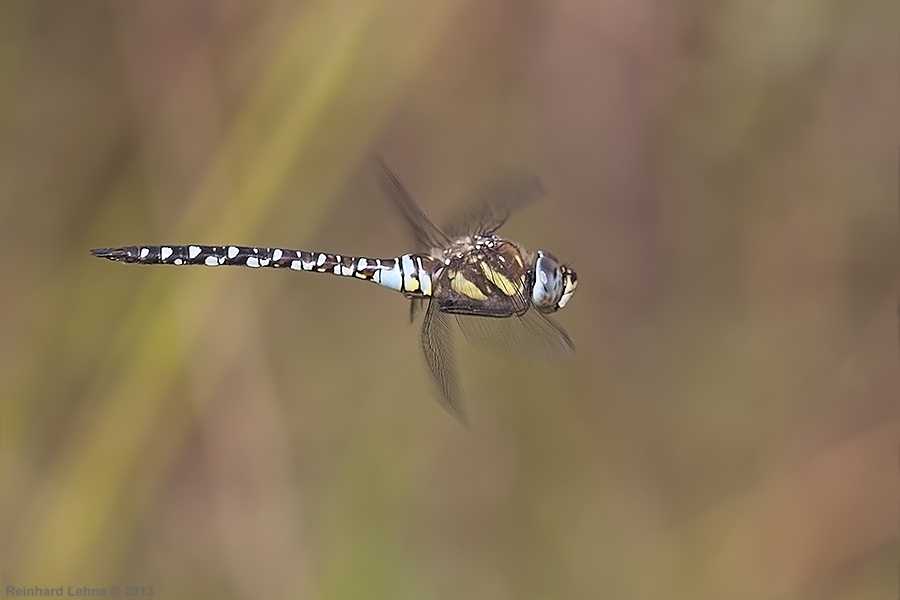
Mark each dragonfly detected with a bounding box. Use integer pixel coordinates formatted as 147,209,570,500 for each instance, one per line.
91,157,578,425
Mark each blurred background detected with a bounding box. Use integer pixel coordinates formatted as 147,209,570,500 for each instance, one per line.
0,0,896,598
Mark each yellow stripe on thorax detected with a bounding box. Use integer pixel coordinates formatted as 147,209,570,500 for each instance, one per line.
479,262,519,296
450,272,488,301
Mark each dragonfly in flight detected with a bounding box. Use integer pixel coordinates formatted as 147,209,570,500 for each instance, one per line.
92,157,578,425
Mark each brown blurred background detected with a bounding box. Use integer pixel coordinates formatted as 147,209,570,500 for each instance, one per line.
0,1,896,598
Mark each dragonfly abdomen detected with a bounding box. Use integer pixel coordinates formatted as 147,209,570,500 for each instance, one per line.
90,245,437,297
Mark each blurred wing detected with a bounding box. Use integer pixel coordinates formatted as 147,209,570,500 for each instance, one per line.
455,309,575,362
408,297,427,324
371,155,449,251
421,300,468,427
443,171,545,238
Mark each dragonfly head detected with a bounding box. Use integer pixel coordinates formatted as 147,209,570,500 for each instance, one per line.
531,250,578,313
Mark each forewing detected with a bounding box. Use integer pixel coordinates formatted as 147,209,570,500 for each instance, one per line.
443,171,545,238
421,300,468,427
455,309,575,362
371,155,449,251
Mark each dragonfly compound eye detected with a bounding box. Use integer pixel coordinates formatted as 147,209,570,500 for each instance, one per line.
531,250,566,312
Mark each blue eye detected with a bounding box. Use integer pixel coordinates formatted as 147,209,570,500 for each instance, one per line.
531,251,565,312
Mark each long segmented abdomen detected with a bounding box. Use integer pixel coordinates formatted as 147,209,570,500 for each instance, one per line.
90,245,437,297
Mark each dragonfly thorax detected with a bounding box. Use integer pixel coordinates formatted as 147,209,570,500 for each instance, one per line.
427,234,576,317
427,234,529,317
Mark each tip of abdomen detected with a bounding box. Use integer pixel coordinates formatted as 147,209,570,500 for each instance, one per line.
90,247,135,262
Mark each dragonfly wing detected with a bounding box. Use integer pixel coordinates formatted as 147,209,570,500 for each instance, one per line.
421,299,468,427
408,297,427,324
371,155,449,251
443,171,545,238
455,309,575,362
